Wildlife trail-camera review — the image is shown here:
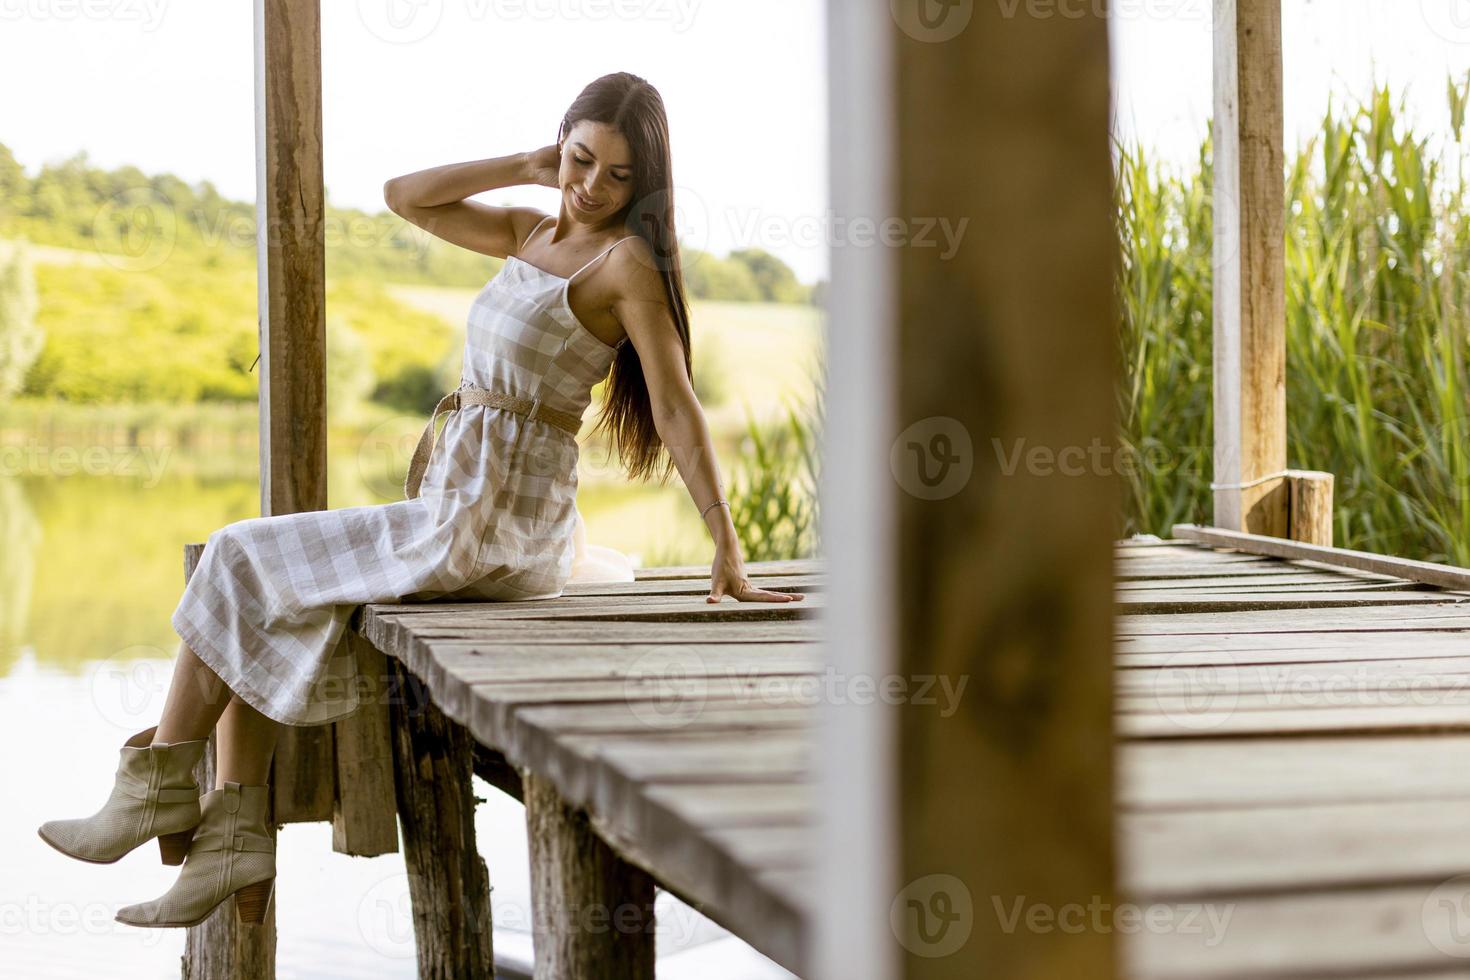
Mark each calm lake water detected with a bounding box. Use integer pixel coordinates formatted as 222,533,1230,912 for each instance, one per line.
0,437,794,978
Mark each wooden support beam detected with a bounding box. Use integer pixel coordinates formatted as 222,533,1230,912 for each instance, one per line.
1212,0,1288,534
524,772,656,980
474,743,525,803
836,2,1119,978
388,659,495,979
251,0,333,826
181,544,278,980
331,630,400,855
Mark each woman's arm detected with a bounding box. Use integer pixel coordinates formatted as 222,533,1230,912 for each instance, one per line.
607,242,805,604
383,145,561,258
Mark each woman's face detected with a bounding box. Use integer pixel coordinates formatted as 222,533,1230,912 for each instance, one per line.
558,120,635,223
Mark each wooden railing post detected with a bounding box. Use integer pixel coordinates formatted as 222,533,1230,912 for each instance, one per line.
1212,0,1289,536
524,772,656,980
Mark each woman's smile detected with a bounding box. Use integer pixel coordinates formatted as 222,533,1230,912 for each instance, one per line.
570,188,601,212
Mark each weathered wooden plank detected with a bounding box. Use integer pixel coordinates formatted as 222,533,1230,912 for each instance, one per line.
1174,524,1470,593
1120,702,1470,739
1117,630,1470,666
561,573,824,597
1121,798,1470,896
1124,883,1470,979
1117,604,1470,636
1116,573,1411,591
1119,656,1470,695
356,614,818,657
1113,590,1460,614
1118,735,1470,808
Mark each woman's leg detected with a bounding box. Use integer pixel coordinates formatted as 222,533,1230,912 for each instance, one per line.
154,640,232,744
154,638,280,785
215,695,280,787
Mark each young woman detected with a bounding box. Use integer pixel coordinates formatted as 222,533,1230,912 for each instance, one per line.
38,71,805,929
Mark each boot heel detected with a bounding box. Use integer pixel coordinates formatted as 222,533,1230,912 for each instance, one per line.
157,830,194,866
235,878,274,925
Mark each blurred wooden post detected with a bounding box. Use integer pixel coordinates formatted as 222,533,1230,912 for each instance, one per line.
820,3,1119,978
182,544,278,979
1212,0,1289,535
250,0,334,827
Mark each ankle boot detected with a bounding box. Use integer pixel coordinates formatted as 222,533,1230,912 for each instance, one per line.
115,781,276,928
38,726,208,865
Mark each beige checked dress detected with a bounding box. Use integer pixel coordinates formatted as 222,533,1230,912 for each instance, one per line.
171,217,637,726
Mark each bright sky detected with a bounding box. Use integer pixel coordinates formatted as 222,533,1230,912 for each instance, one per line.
4,2,1470,285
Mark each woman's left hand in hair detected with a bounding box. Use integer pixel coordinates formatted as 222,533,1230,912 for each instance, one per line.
707,540,805,603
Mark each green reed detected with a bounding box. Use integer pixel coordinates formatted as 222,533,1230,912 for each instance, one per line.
1118,78,1470,564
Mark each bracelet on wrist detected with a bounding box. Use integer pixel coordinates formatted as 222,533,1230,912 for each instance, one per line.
701,498,730,519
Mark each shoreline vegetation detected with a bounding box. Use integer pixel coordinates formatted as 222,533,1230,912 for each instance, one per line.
1118,76,1470,565
0,143,826,639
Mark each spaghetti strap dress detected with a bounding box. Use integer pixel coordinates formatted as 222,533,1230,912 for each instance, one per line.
171,215,639,726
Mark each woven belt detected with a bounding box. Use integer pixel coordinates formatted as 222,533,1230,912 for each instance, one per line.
404,385,583,500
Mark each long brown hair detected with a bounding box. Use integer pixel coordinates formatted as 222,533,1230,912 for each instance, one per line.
559,72,692,484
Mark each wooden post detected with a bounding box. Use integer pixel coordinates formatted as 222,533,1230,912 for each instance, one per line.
524,772,656,980
251,0,334,826
1286,469,1334,546
1212,0,1288,535
331,630,400,855
820,2,1119,977
181,544,278,979
387,659,495,979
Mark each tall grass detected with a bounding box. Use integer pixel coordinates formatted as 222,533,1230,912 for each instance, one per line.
1118,77,1470,564
727,373,824,562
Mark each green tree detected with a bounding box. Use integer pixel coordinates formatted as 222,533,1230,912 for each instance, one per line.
729,247,807,303
0,241,42,399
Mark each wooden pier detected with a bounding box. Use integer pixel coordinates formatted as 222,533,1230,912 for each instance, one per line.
179,530,1470,977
